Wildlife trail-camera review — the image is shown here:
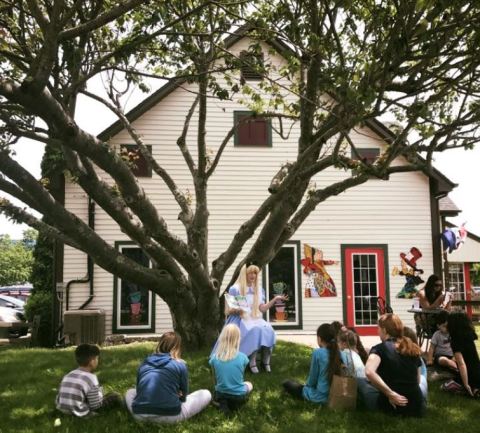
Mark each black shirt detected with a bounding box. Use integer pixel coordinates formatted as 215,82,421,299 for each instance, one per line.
370,339,425,417
451,337,480,388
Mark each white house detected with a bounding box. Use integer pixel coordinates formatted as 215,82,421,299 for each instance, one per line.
58,28,464,340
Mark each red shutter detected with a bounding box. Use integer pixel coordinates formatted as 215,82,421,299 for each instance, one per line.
236,114,269,146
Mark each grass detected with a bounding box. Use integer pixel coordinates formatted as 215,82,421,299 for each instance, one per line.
0,337,479,433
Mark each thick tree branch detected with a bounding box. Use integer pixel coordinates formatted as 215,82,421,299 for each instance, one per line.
0,81,212,290
58,0,148,41
81,89,194,226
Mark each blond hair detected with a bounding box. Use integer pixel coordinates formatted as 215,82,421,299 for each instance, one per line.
213,324,240,361
237,264,261,318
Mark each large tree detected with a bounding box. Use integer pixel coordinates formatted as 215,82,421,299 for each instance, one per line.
1,1,479,348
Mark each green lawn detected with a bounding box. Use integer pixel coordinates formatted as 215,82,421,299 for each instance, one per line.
1,339,479,433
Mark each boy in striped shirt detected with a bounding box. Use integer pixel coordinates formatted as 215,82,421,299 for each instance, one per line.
56,344,121,417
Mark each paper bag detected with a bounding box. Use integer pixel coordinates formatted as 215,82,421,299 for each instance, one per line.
327,374,357,410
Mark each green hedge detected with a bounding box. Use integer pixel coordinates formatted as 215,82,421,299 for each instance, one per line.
25,291,53,347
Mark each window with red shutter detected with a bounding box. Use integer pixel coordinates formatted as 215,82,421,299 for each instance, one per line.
355,148,380,164
120,144,152,177
351,148,380,177
234,111,272,147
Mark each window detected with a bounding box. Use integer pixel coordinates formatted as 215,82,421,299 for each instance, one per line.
351,148,380,176
449,262,466,308
240,50,264,81
113,243,155,333
120,144,152,177
262,241,302,329
234,111,272,147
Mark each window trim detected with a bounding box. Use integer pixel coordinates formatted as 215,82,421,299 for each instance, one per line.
262,240,303,330
112,241,156,334
233,111,272,148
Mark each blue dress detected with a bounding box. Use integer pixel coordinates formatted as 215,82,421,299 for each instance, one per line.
218,285,276,358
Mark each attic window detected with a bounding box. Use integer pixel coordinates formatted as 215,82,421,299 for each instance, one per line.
240,51,264,81
120,144,152,177
353,148,380,164
352,148,380,177
234,111,271,147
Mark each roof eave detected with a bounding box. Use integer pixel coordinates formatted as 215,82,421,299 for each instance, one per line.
365,118,457,194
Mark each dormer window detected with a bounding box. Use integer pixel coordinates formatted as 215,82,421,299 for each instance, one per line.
240,50,264,81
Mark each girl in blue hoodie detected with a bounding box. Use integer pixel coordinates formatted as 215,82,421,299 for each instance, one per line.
125,332,211,423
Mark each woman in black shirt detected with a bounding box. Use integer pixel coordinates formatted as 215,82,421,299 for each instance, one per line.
442,312,480,397
364,313,425,417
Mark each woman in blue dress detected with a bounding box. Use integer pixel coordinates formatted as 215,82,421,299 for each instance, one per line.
224,263,288,373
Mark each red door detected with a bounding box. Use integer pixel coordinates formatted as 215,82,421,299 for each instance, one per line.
343,247,387,336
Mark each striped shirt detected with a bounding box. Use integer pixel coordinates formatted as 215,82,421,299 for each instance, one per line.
56,369,103,416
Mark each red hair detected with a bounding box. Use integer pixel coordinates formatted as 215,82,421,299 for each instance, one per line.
378,314,421,357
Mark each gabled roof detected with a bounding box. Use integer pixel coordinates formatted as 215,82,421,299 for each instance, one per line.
439,196,461,216
97,25,457,194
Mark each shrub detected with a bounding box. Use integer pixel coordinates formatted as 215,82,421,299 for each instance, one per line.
25,291,53,347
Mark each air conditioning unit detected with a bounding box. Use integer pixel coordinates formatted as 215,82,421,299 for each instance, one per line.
63,309,105,345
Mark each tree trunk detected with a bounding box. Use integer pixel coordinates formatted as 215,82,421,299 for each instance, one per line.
166,287,222,351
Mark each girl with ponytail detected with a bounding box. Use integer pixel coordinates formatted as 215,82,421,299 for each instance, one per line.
282,323,342,404
360,313,425,417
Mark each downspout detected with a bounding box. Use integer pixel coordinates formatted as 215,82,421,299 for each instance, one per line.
429,178,445,277
65,197,95,310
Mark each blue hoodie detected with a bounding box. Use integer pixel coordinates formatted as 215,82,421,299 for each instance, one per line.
132,352,188,416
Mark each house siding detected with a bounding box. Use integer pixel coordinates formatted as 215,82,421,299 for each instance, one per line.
63,37,434,335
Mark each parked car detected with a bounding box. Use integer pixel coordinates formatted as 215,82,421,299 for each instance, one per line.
0,305,29,338
472,287,480,296
0,284,33,302
0,295,25,314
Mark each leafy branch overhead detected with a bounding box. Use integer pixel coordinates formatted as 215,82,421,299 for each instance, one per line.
0,1,479,347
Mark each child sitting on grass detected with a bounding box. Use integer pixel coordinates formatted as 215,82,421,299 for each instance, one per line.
282,323,342,404
337,329,365,378
427,310,457,371
125,332,211,423
56,344,122,417
209,324,253,415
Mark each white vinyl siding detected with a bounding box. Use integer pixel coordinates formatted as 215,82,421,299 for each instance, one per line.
62,37,434,335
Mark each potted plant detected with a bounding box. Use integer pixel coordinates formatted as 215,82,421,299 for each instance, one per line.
272,282,288,321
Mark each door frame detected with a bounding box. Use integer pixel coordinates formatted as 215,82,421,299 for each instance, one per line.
341,244,390,336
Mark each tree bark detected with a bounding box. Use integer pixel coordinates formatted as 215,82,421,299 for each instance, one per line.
166,284,222,350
